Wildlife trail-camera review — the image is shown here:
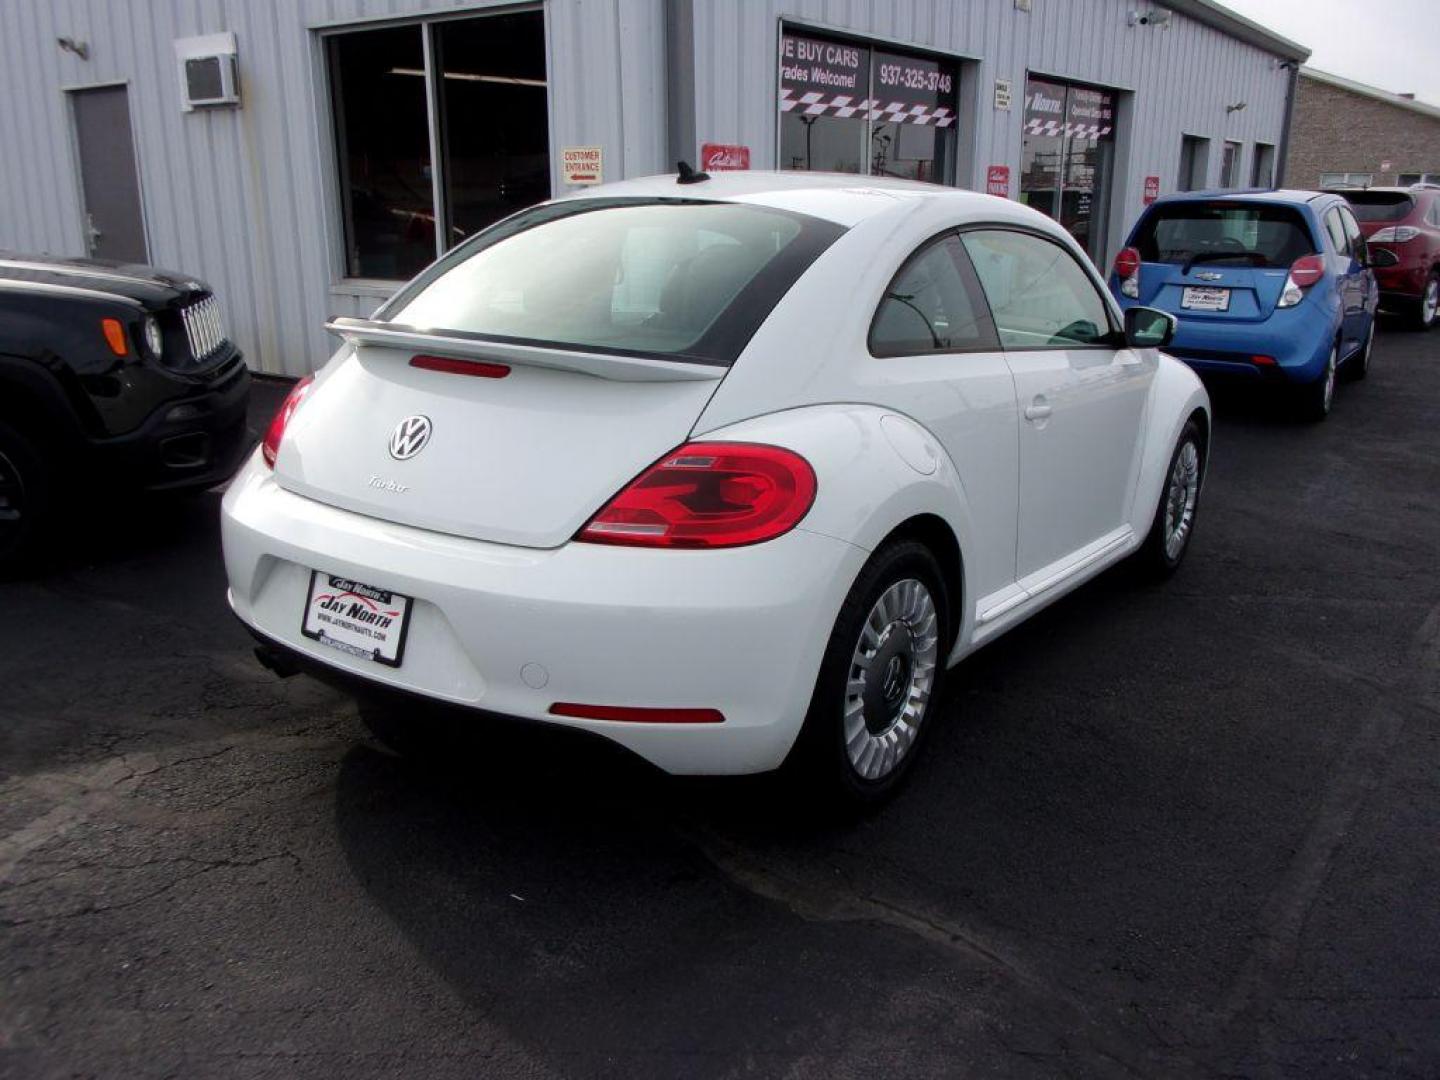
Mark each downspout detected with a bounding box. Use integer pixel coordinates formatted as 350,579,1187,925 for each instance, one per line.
1275,61,1300,187
665,0,696,169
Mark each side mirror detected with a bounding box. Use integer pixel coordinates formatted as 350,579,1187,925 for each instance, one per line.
1124,305,1177,349
1366,245,1400,269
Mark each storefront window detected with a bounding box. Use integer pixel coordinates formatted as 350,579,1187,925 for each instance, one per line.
779,29,956,183
1019,77,1116,261
327,11,551,281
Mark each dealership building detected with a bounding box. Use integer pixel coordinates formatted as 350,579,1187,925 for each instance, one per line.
0,0,1307,376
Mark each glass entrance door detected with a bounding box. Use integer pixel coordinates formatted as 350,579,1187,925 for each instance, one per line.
1020,78,1116,262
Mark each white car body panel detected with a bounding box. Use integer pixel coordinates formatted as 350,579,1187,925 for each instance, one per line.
222,171,1209,775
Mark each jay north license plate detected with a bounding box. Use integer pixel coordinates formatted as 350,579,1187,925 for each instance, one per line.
301,572,413,667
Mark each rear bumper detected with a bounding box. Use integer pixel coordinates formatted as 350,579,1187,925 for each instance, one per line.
1374,261,1429,301
92,356,253,491
1159,317,1333,385
220,457,866,775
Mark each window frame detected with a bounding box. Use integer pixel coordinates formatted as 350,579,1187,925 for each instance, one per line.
316,3,550,286
867,229,1000,358
955,223,1122,353
1251,143,1275,188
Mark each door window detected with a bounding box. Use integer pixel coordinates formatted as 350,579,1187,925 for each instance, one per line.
870,236,998,356
960,230,1113,348
1220,141,1241,188
1178,136,1210,192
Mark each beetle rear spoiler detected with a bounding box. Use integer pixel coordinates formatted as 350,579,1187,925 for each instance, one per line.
324,317,726,384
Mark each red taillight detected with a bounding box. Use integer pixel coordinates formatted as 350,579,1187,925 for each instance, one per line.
549,703,725,724
410,354,510,379
1288,254,1325,288
1113,247,1142,280
1251,354,1277,366
576,441,817,549
261,374,314,468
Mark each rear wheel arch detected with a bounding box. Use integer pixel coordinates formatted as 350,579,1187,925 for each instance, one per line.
872,513,962,650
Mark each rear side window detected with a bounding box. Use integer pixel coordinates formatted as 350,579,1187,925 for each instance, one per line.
960,229,1113,348
383,199,844,365
1338,207,1365,256
1323,209,1350,256
1134,202,1316,269
1339,191,1415,223
870,235,998,356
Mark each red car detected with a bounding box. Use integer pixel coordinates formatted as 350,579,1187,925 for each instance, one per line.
1330,184,1440,329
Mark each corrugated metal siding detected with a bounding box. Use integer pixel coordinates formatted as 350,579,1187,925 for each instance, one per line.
0,0,664,376
0,0,1288,375
686,0,1291,258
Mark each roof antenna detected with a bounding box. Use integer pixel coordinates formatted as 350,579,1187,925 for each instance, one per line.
677,160,710,185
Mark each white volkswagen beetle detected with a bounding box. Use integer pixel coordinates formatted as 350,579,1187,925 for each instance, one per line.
223,170,1208,805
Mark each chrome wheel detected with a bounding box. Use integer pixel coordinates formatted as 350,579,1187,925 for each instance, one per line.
843,578,939,781
0,448,23,550
1424,277,1439,327
1163,439,1201,561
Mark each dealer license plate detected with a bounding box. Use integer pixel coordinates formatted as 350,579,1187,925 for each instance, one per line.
301,572,413,668
1181,286,1231,312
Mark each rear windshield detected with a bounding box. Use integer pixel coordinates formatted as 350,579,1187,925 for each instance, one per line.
1134,202,1316,269
1336,191,1415,222
382,198,844,366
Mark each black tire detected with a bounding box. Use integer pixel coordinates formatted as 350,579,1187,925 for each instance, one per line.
1416,271,1439,331
1138,418,1205,579
0,420,53,575
1296,344,1338,422
787,539,951,811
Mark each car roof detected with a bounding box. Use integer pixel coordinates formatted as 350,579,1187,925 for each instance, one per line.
551,170,1033,228
1147,188,1335,209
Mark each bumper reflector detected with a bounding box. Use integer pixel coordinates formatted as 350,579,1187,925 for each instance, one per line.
549,703,725,724
1251,354,1277,366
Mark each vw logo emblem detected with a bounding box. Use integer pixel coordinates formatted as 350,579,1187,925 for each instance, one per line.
388,415,433,460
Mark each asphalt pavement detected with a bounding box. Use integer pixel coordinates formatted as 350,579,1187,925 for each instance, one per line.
2,325,1438,1079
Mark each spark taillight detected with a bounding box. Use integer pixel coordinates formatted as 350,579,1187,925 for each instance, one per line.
576,442,817,549
261,375,314,468
1113,247,1141,299
1278,254,1325,308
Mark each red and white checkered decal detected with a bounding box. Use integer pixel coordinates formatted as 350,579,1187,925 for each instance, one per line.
779,87,957,127
1023,117,1113,139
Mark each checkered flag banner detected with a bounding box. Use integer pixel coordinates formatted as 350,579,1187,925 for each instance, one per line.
779,88,956,128
1023,116,1113,139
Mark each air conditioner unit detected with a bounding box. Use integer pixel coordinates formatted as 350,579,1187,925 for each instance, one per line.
175,32,240,111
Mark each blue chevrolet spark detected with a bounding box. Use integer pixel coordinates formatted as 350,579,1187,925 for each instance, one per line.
1109,190,1395,420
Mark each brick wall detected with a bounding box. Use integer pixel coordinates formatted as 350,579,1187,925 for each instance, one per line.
1287,75,1440,187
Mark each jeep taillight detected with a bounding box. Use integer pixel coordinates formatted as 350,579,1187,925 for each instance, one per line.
1113,247,1142,299
576,442,817,549
1278,254,1325,308
261,375,314,468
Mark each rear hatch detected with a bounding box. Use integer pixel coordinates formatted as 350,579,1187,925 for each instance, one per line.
1331,189,1415,237
273,196,843,548
1130,200,1317,322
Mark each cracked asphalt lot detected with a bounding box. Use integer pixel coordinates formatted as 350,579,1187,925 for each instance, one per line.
3,325,1439,1078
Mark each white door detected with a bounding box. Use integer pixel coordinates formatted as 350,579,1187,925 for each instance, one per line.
959,228,1153,582
864,232,1020,608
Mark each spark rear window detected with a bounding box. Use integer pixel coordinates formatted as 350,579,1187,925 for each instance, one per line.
1134,203,1316,269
